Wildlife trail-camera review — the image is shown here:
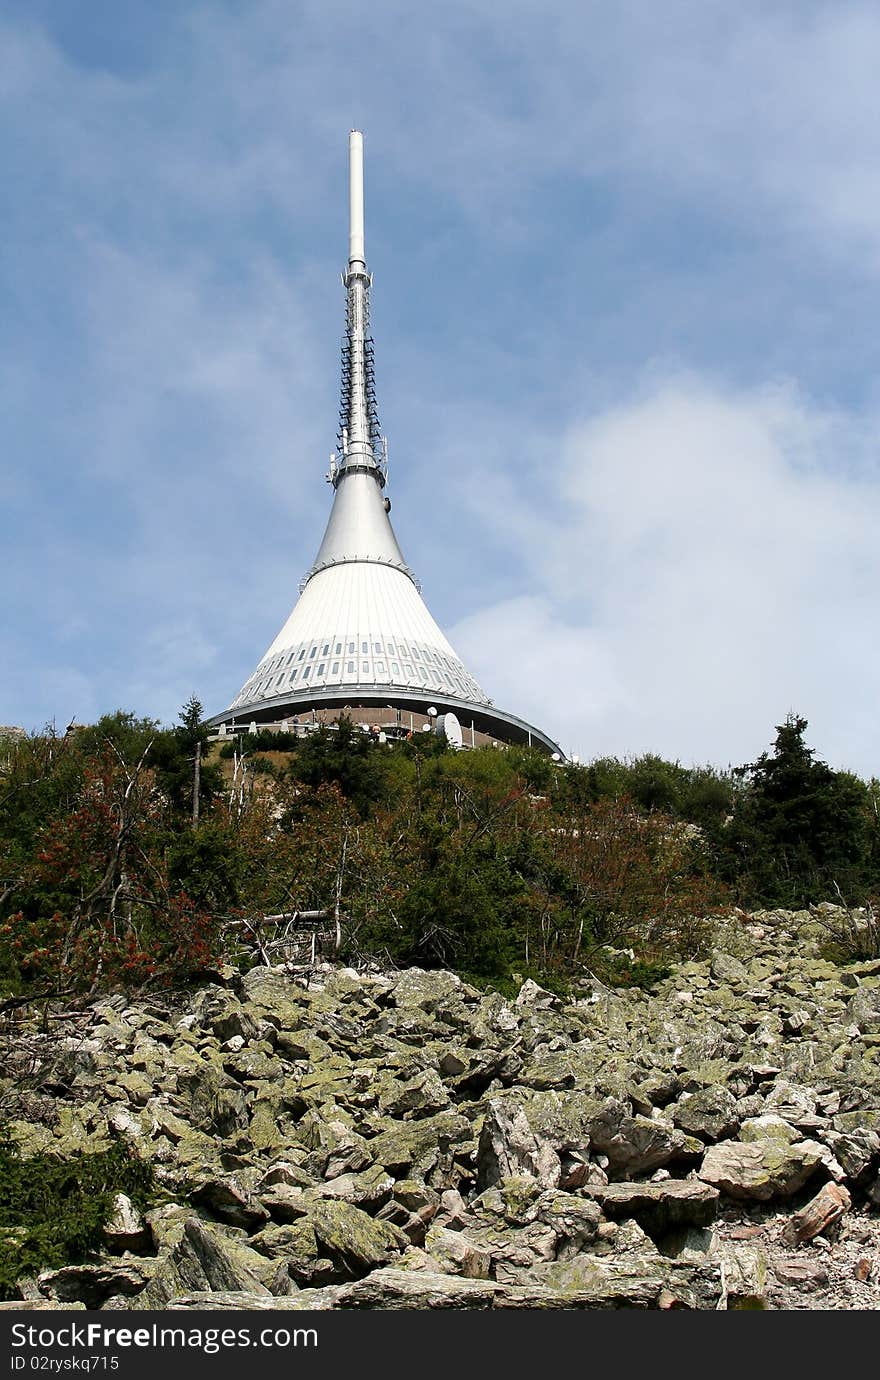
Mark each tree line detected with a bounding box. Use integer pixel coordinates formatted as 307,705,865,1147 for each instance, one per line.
1,704,877,999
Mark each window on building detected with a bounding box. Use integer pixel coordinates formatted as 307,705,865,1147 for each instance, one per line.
335,643,342,654
348,641,355,653
361,641,368,654
391,662,400,675
376,661,385,673
289,671,297,682
331,661,339,674
362,661,369,674
303,667,311,680
309,646,317,658
373,642,381,653
298,649,305,661
317,663,325,675
347,661,355,673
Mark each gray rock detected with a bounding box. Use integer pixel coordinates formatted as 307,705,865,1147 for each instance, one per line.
296,1198,409,1277
476,1099,561,1191
671,1087,740,1143
102,1193,152,1253
583,1180,719,1237
175,1062,249,1137
422,1226,493,1278
337,1267,501,1309
135,1218,272,1308
247,1221,336,1286
38,1262,153,1309
380,1069,451,1118
315,1165,395,1210
390,969,470,1012
846,986,880,1033
189,1174,270,1230
368,1111,473,1176
821,1128,880,1184
710,952,750,984
0,1301,86,1311
698,1140,824,1202
715,1243,769,1310
166,1290,341,1310
586,1097,685,1177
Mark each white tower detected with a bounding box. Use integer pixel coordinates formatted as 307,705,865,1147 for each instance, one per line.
210,132,560,755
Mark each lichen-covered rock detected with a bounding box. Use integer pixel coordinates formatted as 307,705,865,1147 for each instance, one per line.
189,1173,269,1230
38,1261,154,1309
315,1164,395,1210
671,1087,740,1143
585,1097,686,1176
422,1226,492,1278
367,1111,473,1176
8,902,880,1312
295,1198,408,1277
165,1289,342,1310
175,1061,249,1137
248,1220,337,1286
715,1242,769,1309
295,1112,372,1178
380,1069,451,1118
337,1267,501,1309
739,1114,799,1144
102,1193,151,1253
390,969,472,1012
698,1139,824,1201
476,1099,561,1190
135,1218,273,1308
583,1180,719,1238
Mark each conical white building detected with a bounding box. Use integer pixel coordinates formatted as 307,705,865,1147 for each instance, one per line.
210,132,561,755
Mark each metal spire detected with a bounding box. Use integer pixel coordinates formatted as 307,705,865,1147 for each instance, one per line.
329,130,386,487
306,130,410,589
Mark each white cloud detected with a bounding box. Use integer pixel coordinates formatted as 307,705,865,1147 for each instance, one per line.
451,375,880,774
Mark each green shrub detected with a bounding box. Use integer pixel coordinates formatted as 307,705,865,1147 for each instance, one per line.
0,1136,154,1299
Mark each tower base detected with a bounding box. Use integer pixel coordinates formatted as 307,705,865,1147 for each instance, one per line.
207,688,562,755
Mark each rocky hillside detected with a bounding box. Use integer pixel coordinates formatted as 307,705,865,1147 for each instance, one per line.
3,906,880,1311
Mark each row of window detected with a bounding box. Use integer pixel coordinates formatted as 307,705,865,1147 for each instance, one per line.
237,634,474,701
233,642,480,707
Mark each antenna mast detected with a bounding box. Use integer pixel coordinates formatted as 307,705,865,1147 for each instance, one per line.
332,130,386,487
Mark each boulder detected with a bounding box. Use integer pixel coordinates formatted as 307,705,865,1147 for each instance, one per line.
101,1193,152,1253
297,1198,408,1277
585,1098,685,1177
175,1062,249,1137
189,1174,270,1230
337,1267,500,1309
476,1099,561,1190
698,1140,824,1202
367,1111,473,1176
165,1290,341,1310
422,1226,493,1278
38,1261,153,1309
583,1180,719,1238
380,1069,451,1118
671,1087,740,1143
135,1218,273,1308
782,1182,851,1245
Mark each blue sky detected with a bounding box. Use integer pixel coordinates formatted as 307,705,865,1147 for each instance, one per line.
3,0,880,774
